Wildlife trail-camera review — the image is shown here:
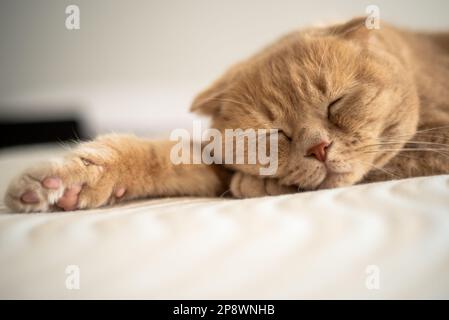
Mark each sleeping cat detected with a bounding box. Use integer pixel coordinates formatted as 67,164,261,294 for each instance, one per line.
5,17,449,212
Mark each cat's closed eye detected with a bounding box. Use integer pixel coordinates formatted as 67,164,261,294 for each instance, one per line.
327,96,344,122
278,129,292,142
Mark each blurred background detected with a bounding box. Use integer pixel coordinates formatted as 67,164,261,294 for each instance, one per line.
1,0,449,147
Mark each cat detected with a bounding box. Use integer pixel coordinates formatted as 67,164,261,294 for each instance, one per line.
4,17,449,212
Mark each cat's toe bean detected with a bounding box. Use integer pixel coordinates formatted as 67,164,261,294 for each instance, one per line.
115,187,126,198
20,190,40,204
56,185,82,211
42,177,62,189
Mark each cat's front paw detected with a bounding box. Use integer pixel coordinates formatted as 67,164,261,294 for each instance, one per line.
230,172,296,198
5,161,66,212
4,141,127,213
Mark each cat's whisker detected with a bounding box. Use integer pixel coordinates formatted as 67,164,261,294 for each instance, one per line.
361,147,449,154
361,148,449,159
414,125,449,133
367,140,449,148
365,147,449,153
382,134,449,143
354,139,449,153
57,140,74,151
413,132,449,139
384,125,449,137
381,126,449,140
351,159,400,179
219,189,231,198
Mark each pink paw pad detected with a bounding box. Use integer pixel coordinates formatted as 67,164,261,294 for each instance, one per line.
115,187,126,198
42,177,61,189
57,184,82,211
21,191,39,204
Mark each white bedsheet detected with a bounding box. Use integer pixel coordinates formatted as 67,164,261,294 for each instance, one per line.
0,145,449,299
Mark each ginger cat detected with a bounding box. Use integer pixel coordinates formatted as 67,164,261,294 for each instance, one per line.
5,18,449,212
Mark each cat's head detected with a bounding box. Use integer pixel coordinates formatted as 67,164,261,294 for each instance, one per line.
191,18,419,190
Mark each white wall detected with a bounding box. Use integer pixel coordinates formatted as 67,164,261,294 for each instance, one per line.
1,0,448,136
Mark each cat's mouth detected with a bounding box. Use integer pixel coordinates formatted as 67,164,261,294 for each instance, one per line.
314,158,359,190
316,161,354,190
282,159,354,190
325,159,353,174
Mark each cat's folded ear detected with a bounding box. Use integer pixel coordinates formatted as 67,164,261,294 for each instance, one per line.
331,17,378,43
190,78,227,116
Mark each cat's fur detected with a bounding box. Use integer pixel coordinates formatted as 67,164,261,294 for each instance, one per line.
5,18,449,212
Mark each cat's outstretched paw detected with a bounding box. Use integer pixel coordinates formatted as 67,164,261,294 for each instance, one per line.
4,139,128,213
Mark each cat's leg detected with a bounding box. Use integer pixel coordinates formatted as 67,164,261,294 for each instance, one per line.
230,172,297,198
5,134,231,212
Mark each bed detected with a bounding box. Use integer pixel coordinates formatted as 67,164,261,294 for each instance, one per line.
0,144,449,299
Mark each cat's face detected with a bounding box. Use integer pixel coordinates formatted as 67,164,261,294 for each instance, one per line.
191,18,419,190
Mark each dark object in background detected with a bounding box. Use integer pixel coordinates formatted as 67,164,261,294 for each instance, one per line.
0,118,89,149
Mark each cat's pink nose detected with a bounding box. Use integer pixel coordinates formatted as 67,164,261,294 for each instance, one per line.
306,141,330,162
